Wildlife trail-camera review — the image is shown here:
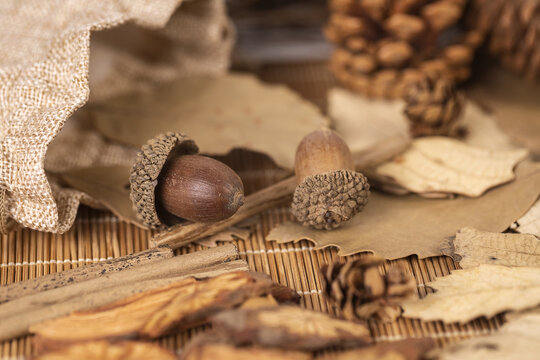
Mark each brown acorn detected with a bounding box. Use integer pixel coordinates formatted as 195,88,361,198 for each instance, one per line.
130,133,244,228
291,128,370,230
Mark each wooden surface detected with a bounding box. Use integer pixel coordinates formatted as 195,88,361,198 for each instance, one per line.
0,63,504,359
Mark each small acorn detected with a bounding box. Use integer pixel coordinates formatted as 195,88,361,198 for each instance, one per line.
130,132,244,228
291,128,370,230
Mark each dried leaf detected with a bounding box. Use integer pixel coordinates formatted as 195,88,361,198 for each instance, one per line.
468,67,540,156
372,137,528,197
322,338,435,360
457,101,519,151
429,309,540,360
443,227,540,268
196,227,251,247
514,199,540,236
329,88,519,166
212,306,372,351
59,166,143,227
268,162,540,259
34,341,176,360
181,336,311,360
31,272,295,348
401,265,540,323
91,73,328,170
329,87,411,168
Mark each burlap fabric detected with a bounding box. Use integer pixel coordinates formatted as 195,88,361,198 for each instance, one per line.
0,0,233,233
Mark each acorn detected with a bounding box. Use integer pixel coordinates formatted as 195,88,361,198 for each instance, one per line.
129,132,244,228
291,128,370,230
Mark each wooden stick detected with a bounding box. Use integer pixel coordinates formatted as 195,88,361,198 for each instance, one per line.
0,259,248,342
151,137,408,249
152,176,297,249
0,244,238,320
0,246,174,304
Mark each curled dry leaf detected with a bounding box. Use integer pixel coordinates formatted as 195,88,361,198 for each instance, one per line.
468,67,540,156
30,272,297,350
443,227,540,268
329,87,411,169
513,199,540,236
211,306,372,351
321,338,435,360
401,265,540,324
181,336,311,360
268,162,540,259
60,166,143,227
372,137,528,197
329,88,519,167
428,309,540,360
456,100,519,151
91,73,328,170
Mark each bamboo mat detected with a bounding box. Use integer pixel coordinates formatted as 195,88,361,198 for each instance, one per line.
0,63,504,359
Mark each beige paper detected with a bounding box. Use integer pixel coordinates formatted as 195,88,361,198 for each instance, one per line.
402,265,540,323
267,162,540,259
91,73,329,170
444,227,540,268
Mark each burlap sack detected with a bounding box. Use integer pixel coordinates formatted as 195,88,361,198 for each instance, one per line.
0,0,233,233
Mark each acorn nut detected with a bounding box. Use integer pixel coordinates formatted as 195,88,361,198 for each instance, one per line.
130,132,244,228
291,128,370,230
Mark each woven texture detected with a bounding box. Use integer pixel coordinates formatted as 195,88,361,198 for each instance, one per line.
0,0,233,234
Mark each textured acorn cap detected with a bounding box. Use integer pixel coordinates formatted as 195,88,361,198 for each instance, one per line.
130,132,198,228
291,169,370,230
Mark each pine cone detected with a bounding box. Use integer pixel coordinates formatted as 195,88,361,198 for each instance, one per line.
468,0,540,81
327,0,481,98
403,75,465,137
320,257,416,322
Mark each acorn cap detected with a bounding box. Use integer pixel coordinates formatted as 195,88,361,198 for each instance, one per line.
130,132,198,228
291,169,370,230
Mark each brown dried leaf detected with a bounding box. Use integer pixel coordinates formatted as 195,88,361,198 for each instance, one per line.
30,272,291,348
268,162,540,259
429,309,540,360
181,336,311,360
59,166,143,227
514,199,540,236
468,67,540,156
443,227,540,268
211,306,372,351
456,101,519,151
322,338,435,360
401,265,540,323
372,137,528,197
34,341,176,360
91,73,328,170
329,87,411,169
329,89,519,167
